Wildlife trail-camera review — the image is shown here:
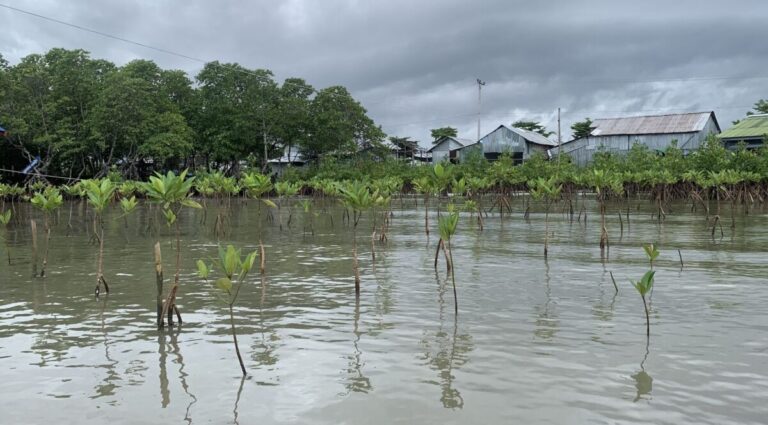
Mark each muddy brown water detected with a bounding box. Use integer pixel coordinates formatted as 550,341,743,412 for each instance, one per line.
0,199,766,424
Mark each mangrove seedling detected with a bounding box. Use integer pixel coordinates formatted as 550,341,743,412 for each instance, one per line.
413,176,435,236
438,204,460,314
588,169,623,256
84,179,118,296
274,181,301,231
197,245,257,376
241,171,274,273
142,170,202,328
529,176,562,259
298,199,315,236
338,181,376,294
119,195,139,228
643,243,660,270
0,209,11,264
630,270,655,337
30,187,63,277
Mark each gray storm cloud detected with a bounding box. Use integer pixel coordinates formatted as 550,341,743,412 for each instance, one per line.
2,0,767,145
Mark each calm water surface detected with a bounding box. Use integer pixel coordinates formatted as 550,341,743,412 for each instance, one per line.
0,199,766,424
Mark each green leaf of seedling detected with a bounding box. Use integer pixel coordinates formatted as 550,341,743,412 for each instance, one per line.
631,270,655,296
181,199,203,209
215,277,232,293
641,270,655,293
262,199,277,209
0,210,11,225
196,260,209,279
222,245,240,278
162,208,176,226
643,243,660,262
239,252,255,275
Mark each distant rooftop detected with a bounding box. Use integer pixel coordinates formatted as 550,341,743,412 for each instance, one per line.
591,112,717,136
718,114,768,140
509,126,557,146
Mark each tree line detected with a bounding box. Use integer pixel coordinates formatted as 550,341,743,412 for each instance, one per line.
0,48,385,179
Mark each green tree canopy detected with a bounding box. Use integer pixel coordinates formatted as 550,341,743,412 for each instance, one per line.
571,118,596,140
0,48,384,178
306,86,385,157
430,127,458,143
512,120,553,137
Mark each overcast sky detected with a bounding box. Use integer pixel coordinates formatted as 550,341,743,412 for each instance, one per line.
2,0,768,146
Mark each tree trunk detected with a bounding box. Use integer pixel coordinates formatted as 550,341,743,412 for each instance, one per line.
230,304,246,376
155,242,164,328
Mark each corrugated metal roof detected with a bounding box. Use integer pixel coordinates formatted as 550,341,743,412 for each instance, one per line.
718,114,768,139
509,126,557,146
591,112,715,136
427,136,468,152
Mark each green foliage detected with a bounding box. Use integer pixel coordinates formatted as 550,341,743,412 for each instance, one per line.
643,243,660,264
631,270,655,297
438,205,459,242
84,179,117,214
141,169,201,225
0,209,11,226
197,245,257,301
120,196,139,215
571,118,595,139
275,181,301,197
430,127,458,143
512,120,553,137
528,176,562,201
30,187,63,213
0,48,383,178
338,181,377,215
241,172,273,198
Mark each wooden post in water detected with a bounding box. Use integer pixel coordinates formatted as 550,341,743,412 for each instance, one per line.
154,242,163,328
30,219,38,277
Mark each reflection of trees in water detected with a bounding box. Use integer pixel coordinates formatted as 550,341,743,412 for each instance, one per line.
419,273,473,409
534,262,559,341
632,339,653,403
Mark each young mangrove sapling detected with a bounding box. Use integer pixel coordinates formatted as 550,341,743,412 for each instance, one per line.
438,204,460,314
0,209,11,264
84,179,118,296
30,187,63,277
630,270,655,337
197,245,258,376
338,181,377,294
142,170,202,328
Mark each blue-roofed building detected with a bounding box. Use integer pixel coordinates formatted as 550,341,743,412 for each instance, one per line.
0,126,6,136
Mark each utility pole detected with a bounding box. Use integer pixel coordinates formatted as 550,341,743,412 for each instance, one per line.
557,107,562,166
476,78,486,141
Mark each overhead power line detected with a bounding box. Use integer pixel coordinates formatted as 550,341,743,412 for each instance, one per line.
0,2,208,64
